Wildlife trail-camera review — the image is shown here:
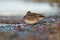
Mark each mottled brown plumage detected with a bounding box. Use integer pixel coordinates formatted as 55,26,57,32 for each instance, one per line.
24,11,45,25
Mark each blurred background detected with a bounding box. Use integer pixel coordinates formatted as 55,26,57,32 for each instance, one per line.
0,0,60,40
0,0,60,17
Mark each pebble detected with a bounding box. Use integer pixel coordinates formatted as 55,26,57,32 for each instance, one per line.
0,18,59,37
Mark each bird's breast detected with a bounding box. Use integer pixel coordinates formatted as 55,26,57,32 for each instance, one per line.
24,19,38,24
